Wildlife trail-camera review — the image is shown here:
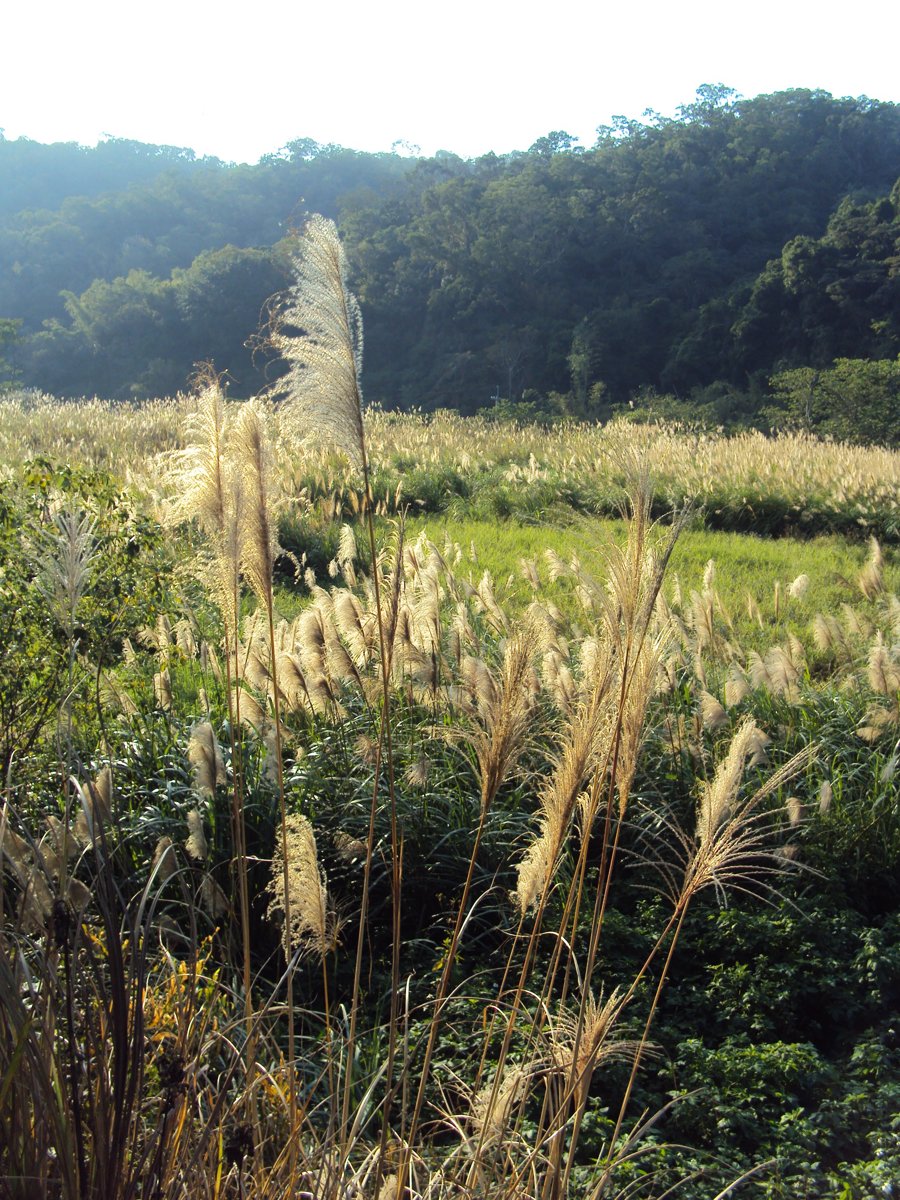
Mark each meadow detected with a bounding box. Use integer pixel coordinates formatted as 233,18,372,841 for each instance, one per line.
1,229,899,1200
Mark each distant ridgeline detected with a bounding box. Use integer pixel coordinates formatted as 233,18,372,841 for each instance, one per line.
1,88,899,444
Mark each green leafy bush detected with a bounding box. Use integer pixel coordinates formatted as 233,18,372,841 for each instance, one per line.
0,459,171,774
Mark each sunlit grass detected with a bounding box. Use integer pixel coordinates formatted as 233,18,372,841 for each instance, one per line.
2,392,897,539
404,514,899,650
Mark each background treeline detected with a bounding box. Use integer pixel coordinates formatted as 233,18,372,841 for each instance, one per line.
2,86,899,441
0,136,413,396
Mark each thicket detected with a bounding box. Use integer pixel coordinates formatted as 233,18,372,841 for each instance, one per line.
1,396,897,540
2,445,899,1198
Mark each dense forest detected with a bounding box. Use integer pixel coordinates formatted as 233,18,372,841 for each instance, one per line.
1,86,899,441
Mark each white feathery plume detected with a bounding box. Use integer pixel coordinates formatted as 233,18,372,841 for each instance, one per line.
269,214,366,469
858,537,885,600
187,721,226,798
788,573,810,601
268,812,338,962
184,810,208,861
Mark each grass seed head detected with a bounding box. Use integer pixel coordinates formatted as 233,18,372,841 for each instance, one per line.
268,812,338,962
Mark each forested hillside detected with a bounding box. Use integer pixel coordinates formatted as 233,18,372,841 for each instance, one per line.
1,87,899,439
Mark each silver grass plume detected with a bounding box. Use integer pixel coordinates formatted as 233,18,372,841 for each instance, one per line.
613,621,673,815
151,836,178,883
268,812,338,962
842,603,874,641
34,500,97,640
471,1064,530,1148
174,617,198,658
233,684,268,732
74,765,112,845
788,573,810,601
200,874,228,917
724,664,751,708
269,214,366,469
699,689,728,731
680,719,815,903
337,523,358,570
154,669,172,710
234,397,280,608
170,374,244,632
187,721,226,798
141,614,174,665
405,754,431,789
818,780,833,814
513,695,609,914
376,1175,401,1200
467,616,543,814
2,821,90,931
549,988,639,1097
172,373,230,533
333,589,375,667
858,537,885,600
868,632,900,697
696,718,760,849
785,796,804,828
184,810,208,861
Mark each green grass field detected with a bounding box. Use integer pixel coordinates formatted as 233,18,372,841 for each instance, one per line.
403,514,898,646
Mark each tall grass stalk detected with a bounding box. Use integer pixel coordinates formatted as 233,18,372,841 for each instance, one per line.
270,214,402,1185
171,372,261,1158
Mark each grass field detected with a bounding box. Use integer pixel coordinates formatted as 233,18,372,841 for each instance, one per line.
1,384,899,1200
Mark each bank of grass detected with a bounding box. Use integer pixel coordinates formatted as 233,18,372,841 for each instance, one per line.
2,392,898,540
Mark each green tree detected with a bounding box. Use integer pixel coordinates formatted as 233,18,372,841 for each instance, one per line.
767,357,900,445
0,317,20,390
171,243,292,393
59,269,180,397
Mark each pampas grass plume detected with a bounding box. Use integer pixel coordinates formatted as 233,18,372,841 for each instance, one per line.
699,689,728,731
268,812,337,962
818,779,833,815
270,215,366,469
785,795,804,828
154,669,172,710
471,1065,529,1147
152,836,178,882
858,537,885,600
696,718,760,848
188,721,226,797
184,810,208,861
788,573,810,601
235,397,280,609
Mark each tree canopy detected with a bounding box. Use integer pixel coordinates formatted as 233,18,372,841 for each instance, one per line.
2,89,899,440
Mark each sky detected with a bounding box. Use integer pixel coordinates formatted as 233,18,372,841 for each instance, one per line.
2,0,899,163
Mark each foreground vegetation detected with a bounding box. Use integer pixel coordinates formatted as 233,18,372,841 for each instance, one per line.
2,225,899,1199
1,414,898,1197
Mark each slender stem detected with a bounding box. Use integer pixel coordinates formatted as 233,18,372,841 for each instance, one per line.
265,596,300,1164
352,448,402,1192
596,901,689,1197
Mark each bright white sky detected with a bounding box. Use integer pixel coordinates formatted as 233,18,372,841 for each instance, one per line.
2,0,899,162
